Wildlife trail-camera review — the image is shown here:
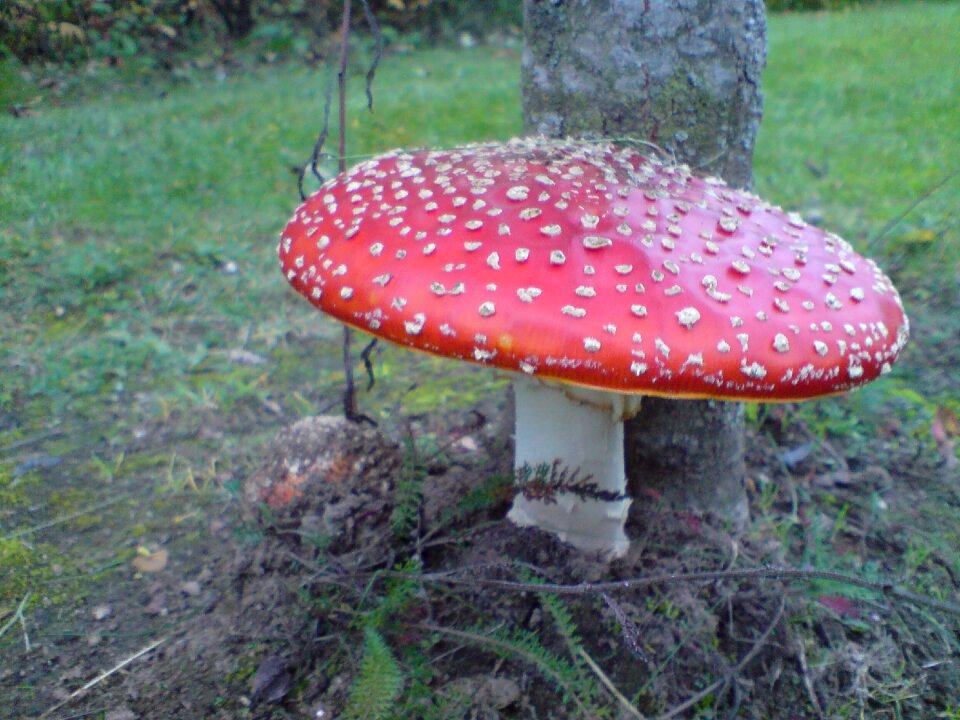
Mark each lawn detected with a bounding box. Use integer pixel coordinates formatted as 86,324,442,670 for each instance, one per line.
1,2,959,717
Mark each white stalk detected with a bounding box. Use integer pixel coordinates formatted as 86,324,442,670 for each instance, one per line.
508,378,641,558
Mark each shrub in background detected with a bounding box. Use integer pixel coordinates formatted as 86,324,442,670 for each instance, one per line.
2,0,867,66
0,0,221,63
765,0,864,10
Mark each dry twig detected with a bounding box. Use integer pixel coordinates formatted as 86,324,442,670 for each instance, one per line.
795,638,826,720
576,646,646,720
0,591,31,651
656,595,785,720
39,638,166,719
408,564,960,617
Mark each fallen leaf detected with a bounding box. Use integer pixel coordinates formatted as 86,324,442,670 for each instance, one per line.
251,656,292,704
105,707,138,720
677,512,702,533
781,442,814,469
819,594,860,619
132,548,168,573
446,675,521,710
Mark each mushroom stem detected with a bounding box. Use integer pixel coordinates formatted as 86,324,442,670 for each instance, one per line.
508,379,640,558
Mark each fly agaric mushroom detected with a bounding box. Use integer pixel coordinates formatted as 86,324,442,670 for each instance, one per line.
278,138,909,557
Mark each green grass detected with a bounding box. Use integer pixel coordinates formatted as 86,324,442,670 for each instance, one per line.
0,46,520,430
757,3,960,237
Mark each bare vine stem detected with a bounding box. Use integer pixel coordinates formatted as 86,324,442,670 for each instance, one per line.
296,1,382,422
358,0,382,110
376,563,960,617
297,69,335,200
867,167,959,250
335,0,360,421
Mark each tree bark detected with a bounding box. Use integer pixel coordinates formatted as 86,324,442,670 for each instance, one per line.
210,0,256,39
522,0,767,522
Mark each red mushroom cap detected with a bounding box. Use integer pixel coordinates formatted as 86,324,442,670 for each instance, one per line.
279,138,909,400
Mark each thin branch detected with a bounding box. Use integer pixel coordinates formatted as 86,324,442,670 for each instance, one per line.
39,638,166,719
602,593,649,663
358,0,382,111
867,168,959,250
576,646,647,720
0,429,66,455
298,70,337,200
795,638,825,720
337,2,350,179
655,596,785,720
405,564,960,617
360,337,378,390
333,0,361,422
0,592,31,650
2,494,131,542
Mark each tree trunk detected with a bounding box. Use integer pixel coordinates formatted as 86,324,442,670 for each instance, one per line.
522,0,766,522
210,0,256,39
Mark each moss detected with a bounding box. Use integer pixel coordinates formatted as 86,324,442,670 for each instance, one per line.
225,656,258,686
29,482,110,532
0,539,75,607
0,463,36,507
647,66,732,160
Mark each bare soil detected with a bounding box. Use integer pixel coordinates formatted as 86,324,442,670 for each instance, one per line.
4,384,957,720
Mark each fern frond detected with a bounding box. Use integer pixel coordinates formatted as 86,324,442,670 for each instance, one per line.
484,625,608,718
531,579,610,715
391,437,426,541
342,626,404,720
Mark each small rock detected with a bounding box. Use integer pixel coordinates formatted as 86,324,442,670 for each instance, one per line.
105,707,138,720
812,470,853,488
92,604,112,621
226,348,267,366
251,656,292,704
180,580,202,597
145,594,168,616
454,435,479,453
446,675,521,710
